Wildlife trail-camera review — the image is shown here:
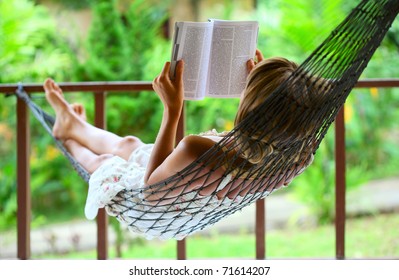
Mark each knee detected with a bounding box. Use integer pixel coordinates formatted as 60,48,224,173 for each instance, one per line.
118,136,142,150
112,136,143,159
122,136,141,145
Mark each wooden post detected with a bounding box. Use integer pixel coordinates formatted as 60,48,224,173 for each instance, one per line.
176,103,186,260
256,199,266,259
335,107,346,259
94,91,108,260
16,97,31,260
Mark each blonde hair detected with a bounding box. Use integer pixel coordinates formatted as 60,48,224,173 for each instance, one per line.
233,57,300,165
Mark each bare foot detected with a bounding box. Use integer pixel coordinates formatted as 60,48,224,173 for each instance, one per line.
44,78,80,140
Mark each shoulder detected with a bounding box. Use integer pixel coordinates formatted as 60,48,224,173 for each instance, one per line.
175,135,218,160
145,135,218,184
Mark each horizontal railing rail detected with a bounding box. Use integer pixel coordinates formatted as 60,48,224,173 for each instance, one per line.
1,78,399,94
0,78,398,260
0,81,154,93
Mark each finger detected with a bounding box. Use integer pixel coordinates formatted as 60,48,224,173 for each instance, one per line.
255,49,264,62
160,61,171,78
152,75,159,89
247,59,255,74
175,60,184,83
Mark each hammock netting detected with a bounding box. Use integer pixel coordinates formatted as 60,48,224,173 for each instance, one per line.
16,0,398,240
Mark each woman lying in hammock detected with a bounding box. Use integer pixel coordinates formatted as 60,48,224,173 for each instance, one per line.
44,50,314,240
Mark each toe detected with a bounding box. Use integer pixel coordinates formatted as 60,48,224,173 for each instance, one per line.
43,78,53,91
71,103,81,114
53,82,62,93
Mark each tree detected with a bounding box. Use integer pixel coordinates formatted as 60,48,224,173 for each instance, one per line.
79,0,132,81
0,0,75,83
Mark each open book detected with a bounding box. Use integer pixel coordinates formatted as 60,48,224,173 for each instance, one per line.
170,19,259,100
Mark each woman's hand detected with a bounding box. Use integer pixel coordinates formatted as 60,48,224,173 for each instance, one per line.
152,60,184,115
246,49,265,74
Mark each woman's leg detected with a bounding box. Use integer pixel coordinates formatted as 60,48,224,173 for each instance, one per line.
66,105,133,173
64,139,113,174
44,78,143,160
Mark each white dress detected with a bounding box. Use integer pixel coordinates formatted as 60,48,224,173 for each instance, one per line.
84,131,252,240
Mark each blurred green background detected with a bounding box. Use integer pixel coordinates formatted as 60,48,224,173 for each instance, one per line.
0,0,398,258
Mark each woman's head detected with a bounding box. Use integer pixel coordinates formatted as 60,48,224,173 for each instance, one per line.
235,57,299,126
233,57,299,165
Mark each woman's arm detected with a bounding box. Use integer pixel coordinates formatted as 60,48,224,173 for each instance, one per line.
144,60,185,184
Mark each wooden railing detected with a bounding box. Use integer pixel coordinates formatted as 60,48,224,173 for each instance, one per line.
1,78,398,260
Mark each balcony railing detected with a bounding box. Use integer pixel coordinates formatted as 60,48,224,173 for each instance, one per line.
1,78,398,260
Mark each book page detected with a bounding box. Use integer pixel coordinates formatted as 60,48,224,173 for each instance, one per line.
207,20,258,98
170,22,213,100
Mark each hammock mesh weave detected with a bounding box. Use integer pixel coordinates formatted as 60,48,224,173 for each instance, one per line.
16,0,398,239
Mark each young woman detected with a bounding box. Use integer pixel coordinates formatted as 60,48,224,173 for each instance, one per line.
44,50,313,239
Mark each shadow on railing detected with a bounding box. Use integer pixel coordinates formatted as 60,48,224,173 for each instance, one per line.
0,78,398,260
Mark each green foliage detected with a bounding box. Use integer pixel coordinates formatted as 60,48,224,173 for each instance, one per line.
79,0,131,81
42,0,92,10
0,0,75,83
0,156,17,230
0,94,16,230
185,98,239,135
124,0,170,80
30,143,87,221
256,0,352,60
78,0,169,82
78,0,171,142
0,0,77,230
289,88,399,224
346,89,399,175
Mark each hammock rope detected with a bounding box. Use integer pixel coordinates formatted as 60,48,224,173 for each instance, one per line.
16,0,398,240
